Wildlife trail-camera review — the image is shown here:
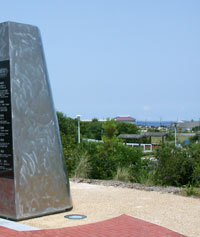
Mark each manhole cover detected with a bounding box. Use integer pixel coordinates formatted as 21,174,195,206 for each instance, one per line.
64,214,87,220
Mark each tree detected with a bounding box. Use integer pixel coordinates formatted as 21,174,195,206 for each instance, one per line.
56,111,77,157
57,112,77,139
81,119,103,140
102,119,118,139
116,122,139,135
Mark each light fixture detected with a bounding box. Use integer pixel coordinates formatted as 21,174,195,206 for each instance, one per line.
64,214,87,220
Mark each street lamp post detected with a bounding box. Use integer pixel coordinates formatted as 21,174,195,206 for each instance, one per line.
199,118,200,131
174,122,177,147
77,115,81,144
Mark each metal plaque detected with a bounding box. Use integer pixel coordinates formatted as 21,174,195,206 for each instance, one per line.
0,60,13,179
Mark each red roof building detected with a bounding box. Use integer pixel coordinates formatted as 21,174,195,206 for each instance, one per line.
114,116,136,124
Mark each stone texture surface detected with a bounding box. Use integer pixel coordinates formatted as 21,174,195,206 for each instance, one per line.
0,21,72,220
0,178,15,217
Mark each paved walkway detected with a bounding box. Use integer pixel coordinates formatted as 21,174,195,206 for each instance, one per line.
0,215,185,237
0,218,39,231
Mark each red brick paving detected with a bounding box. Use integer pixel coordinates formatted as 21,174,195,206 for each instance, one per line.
0,214,186,237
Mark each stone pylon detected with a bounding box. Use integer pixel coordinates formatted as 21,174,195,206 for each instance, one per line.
0,21,72,220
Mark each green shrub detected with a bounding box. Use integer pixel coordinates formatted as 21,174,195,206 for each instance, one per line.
137,169,155,185
78,140,143,180
58,112,200,187
192,164,200,186
114,167,131,182
184,184,200,197
129,158,156,184
74,152,91,178
154,144,200,186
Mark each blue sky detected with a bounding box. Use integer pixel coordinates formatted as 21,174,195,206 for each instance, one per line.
1,1,200,121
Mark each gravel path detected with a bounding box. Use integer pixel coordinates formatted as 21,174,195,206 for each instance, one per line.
21,181,200,237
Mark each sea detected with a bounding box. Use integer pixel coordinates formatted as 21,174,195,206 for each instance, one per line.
136,121,173,127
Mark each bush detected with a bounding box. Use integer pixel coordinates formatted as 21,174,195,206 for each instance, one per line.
154,144,200,186
182,184,200,197
69,139,143,180
58,112,200,188
192,164,200,186
114,167,131,182
74,152,91,178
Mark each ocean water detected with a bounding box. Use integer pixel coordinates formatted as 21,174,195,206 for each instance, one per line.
136,121,173,127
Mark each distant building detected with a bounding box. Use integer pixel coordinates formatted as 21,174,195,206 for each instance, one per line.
81,116,136,124
172,121,200,131
114,116,136,124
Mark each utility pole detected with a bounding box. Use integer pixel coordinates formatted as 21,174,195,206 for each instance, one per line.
77,115,81,143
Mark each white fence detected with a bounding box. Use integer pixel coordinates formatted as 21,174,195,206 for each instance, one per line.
125,143,152,153
83,138,153,153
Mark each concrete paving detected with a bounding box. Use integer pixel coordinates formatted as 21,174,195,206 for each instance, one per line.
0,218,39,231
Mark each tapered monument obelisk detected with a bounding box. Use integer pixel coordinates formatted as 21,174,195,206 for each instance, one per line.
0,22,72,220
